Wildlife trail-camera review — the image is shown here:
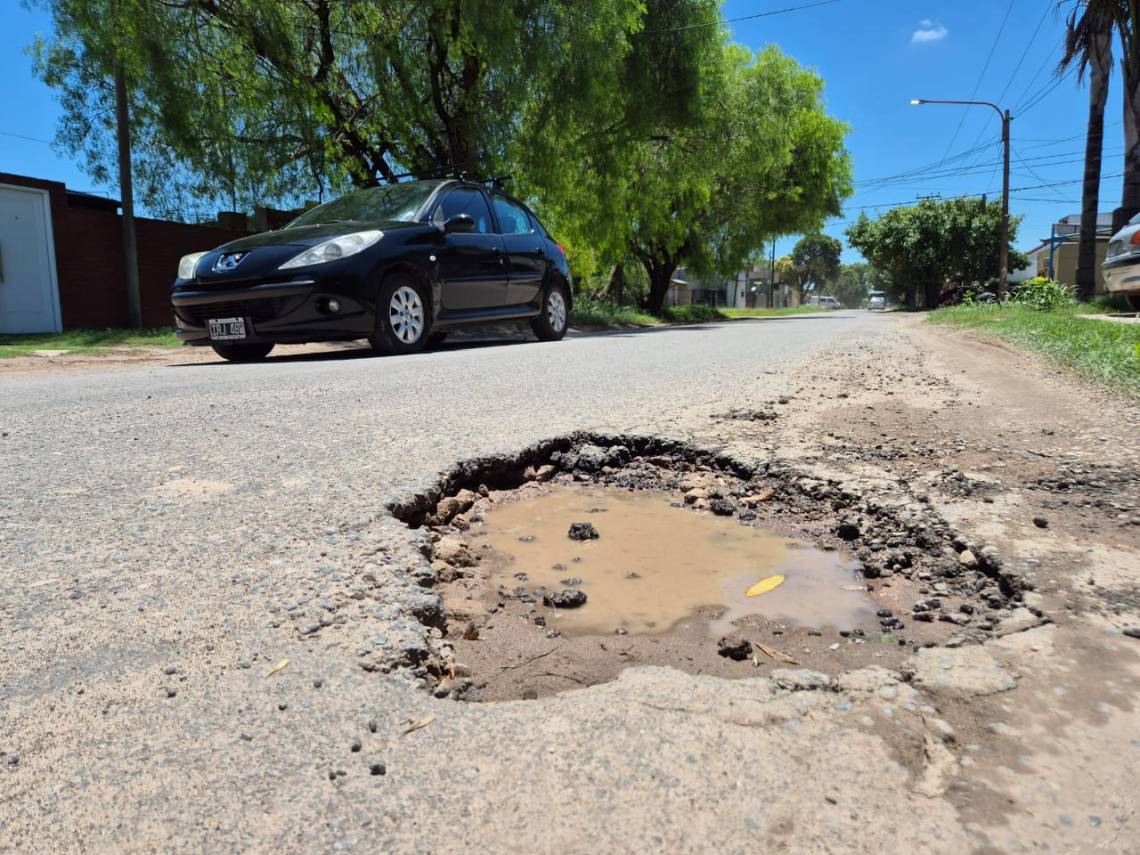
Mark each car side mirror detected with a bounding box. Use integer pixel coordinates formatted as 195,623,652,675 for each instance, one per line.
444,214,476,234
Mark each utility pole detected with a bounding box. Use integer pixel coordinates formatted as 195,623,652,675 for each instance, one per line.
911,99,1012,298
115,61,142,328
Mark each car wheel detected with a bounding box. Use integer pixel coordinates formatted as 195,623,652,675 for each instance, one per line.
531,283,569,341
427,331,449,347
371,273,430,355
1127,294,1140,312
210,342,274,362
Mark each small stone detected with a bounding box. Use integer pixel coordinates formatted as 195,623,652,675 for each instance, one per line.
717,637,753,661
1123,628,1140,640
543,589,587,608
1033,516,1048,529
625,571,641,579
567,522,599,541
837,518,861,541
518,535,536,543
708,498,736,516
163,666,178,676
350,739,362,753
238,660,252,670
165,687,178,698
369,763,386,776
368,719,379,733
958,549,978,568
313,679,323,689
522,689,539,700
559,577,583,587
278,702,288,711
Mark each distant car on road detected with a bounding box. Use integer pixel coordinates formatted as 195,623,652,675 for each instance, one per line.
868,291,886,311
816,296,841,309
172,179,573,361
1103,213,1140,311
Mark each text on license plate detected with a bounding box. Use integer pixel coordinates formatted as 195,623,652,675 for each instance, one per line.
208,317,247,340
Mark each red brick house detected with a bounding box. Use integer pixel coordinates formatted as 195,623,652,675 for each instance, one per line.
0,172,257,333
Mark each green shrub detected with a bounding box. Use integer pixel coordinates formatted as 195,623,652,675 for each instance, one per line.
1015,277,1074,312
660,304,725,323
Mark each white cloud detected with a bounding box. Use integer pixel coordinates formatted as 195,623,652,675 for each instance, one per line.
912,20,949,43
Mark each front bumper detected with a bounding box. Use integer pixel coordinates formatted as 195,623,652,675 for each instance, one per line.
171,277,373,344
1102,254,1140,295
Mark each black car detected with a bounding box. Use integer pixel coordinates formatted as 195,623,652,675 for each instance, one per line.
172,179,573,361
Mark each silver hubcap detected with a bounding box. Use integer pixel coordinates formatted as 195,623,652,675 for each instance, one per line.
547,289,567,331
389,285,424,344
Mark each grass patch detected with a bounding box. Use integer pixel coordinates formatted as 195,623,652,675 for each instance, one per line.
929,304,1140,395
722,306,831,318
0,327,179,358
660,304,726,323
569,297,659,327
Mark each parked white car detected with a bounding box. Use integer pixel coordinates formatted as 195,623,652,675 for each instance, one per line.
1102,214,1140,310
868,291,886,311
816,296,841,309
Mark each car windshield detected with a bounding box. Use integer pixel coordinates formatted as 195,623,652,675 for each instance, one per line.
1129,212,1140,226
285,182,439,229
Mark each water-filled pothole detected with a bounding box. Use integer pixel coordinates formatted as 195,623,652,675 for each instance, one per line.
479,485,875,636
388,434,1031,701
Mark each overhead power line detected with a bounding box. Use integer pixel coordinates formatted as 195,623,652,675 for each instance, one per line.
935,0,1017,165
644,0,842,33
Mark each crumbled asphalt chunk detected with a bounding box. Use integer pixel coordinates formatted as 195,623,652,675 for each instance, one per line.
1124,628,1140,639
367,719,379,733
165,687,177,698
559,577,583,587
350,739,362,753
708,498,736,516
717,637,752,661
567,522,599,541
369,763,386,776
544,589,587,608
1033,516,1049,528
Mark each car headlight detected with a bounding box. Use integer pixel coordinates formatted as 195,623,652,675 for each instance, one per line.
278,230,383,270
177,251,207,280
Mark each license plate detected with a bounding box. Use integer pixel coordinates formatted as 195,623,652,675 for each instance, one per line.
208,317,247,340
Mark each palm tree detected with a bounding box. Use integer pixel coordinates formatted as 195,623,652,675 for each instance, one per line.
1059,1,1116,302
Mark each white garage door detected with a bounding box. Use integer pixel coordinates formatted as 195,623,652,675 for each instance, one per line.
0,184,62,333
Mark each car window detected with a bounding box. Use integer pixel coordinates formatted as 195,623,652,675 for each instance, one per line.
438,187,493,234
490,193,534,235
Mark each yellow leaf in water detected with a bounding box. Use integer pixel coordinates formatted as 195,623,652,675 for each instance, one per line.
745,575,785,597
403,714,437,735
266,659,289,677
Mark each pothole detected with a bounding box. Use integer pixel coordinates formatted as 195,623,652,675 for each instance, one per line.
387,434,1040,701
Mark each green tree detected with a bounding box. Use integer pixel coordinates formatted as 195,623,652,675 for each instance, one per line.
774,255,802,299
31,0,668,215
1058,0,1116,301
846,197,1028,308
833,262,881,308
615,45,851,314
790,234,842,300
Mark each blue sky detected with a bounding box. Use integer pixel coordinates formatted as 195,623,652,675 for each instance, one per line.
0,0,1120,263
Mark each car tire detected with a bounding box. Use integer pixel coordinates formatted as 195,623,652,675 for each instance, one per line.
371,273,431,355
210,342,274,362
531,282,569,342
427,331,449,347
1127,294,1140,312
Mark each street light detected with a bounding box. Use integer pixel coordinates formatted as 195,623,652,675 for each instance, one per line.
911,98,1011,297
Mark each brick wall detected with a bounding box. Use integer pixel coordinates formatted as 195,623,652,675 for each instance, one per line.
1,172,250,329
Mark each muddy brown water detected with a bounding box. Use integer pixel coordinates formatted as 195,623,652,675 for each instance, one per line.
478,485,875,636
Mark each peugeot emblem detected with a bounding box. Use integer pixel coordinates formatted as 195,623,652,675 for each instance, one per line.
213,251,248,272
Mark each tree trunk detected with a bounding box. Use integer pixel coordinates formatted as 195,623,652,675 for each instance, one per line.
1077,32,1111,302
923,279,942,309
644,264,677,315
115,61,141,329
606,263,625,305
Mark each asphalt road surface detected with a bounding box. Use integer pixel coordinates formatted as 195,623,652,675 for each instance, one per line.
3,311,1137,853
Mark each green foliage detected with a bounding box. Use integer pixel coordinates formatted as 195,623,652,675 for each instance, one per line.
929,304,1140,395
661,304,725,323
568,297,658,327
790,234,842,297
31,0,650,215
833,262,885,308
1014,276,1076,312
847,197,1026,308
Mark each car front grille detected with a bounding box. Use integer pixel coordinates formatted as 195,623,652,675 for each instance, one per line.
176,298,296,326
